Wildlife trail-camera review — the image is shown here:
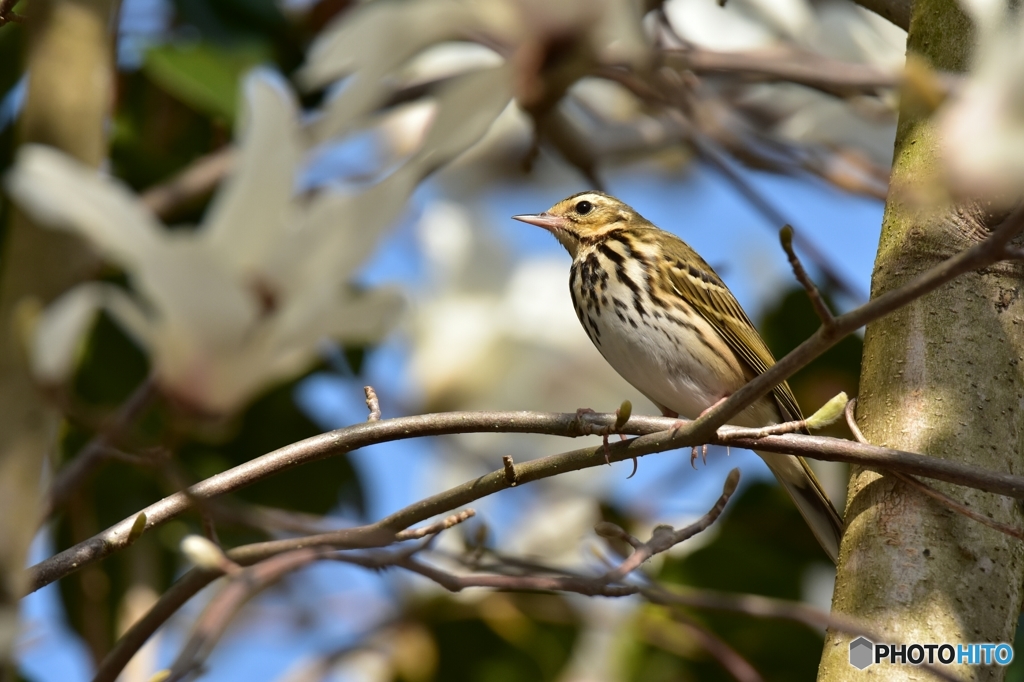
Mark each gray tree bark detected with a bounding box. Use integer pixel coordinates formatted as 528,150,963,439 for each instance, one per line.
818,0,1024,680
0,0,113,674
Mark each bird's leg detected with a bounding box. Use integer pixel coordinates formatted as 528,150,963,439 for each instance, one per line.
659,407,702,468
574,407,615,466
660,407,705,470
670,399,729,469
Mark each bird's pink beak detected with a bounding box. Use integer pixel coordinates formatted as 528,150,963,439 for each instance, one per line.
512,212,566,231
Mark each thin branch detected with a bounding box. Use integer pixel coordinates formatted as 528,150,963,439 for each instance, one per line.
0,0,24,26
42,377,157,519
166,548,325,682
92,511,471,682
95,472,737,682
844,399,1024,542
602,468,739,583
685,127,867,303
779,225,835,327
893,471,1024,542
666,46,900,91
711,428,1024,499
33,405,1024,595
718,418,807,440
664,610,764,682
93,569,219,682
398,553,962,682
394,509,476,541
140,148,236,220
640,587,961,682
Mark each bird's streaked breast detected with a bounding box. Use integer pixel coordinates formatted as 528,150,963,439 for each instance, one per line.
569,234,753,421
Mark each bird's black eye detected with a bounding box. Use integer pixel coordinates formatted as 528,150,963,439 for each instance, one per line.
575,200,593,215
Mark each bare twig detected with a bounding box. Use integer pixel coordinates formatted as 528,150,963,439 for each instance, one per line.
602,469,739,583
685,128,866,303
594,522,643,549
394,509,476,541
0,0,24,26
42,377,157,520
718,418,807,440
665,611,765,682
641,587,960,682
93,569,220,682
166,548,325,682
779,225,835,327
844,399,1024,542
501,455,519,486
200,514,220,546
364,385,381,421
33,405,1024,596
140,148,236,220
92,472,736,682
664,45,904,95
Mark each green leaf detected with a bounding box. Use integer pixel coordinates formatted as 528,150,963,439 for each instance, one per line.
143,42,270,123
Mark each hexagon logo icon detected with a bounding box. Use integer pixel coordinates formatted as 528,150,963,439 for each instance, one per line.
850,637,874,670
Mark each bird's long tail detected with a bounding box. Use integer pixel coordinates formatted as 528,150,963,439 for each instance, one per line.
757,450,844,564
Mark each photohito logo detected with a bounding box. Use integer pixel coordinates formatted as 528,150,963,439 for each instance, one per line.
849,637,1013,670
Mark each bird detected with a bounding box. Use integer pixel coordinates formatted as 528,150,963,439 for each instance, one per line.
513,190,844,563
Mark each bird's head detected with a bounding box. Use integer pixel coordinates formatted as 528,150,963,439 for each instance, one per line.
513,191,640,258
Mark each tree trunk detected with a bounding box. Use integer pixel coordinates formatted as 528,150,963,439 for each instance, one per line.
818,1,1024,680
0,0,113,673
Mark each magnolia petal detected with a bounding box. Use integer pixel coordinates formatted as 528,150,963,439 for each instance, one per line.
324,286,405,343
270,285,404,360
407,62,514,175
195,286,404,413
201,70,303,275
589,0,651,67
5,146,164,270
28,283,154,385
134,238,260,358
275,63,515,299
299,0,473,141
299,0,466,86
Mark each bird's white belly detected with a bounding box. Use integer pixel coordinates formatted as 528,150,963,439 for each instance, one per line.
588,306,734,419
569,246,779,427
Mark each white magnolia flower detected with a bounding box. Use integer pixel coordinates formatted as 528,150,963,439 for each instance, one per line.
7,72,404,414
297,0,651,142
938,0,1024,203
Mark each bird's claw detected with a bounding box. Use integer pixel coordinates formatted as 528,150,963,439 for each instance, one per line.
576,406,633,474
689,444,709,469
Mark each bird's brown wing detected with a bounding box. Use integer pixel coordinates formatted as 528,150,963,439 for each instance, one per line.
660,242,804,423
654,231,843,562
